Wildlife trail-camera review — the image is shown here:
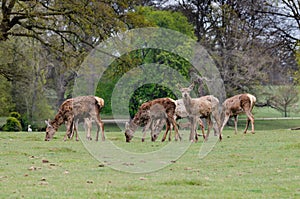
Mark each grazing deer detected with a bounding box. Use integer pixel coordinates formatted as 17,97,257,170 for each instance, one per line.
152,95,221,142
220,94,256,135
150,99,206,142
180,84,222,142
124,98,181,142
45,96,105,141
147,103,169,142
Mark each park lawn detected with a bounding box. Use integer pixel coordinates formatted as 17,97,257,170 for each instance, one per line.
0,127,300,199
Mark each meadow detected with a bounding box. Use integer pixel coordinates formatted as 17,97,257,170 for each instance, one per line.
0,120,300,199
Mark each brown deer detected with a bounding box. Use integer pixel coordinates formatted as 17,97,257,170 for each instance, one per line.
150,99,206,142
147,103,169,142
45,96,105,141
180,84,222,142
151,95,221,142
220,94,256,135
124,98,181,142
200,95,221,137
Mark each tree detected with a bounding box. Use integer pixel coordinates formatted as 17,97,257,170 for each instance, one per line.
0,37,55,126
257,0,300,44
267,84,299,117
0,0,125,46
0,76,14,115
163,0,298,96
96,6,196,116
0,0,138,113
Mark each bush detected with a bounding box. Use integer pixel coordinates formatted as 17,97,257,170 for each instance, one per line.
9,112,21,121
2,117,22,132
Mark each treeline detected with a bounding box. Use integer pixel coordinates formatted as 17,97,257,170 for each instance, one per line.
0,0,299,128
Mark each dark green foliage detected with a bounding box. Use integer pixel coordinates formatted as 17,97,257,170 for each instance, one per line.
9,112,21,121
2,117,22,132
95,8,196,117
128,84,177,118
96,49,194,116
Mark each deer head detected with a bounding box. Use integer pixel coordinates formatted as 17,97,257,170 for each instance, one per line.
150,118,166,142
124,122,134,142
180,83,194,99
45,119,56,141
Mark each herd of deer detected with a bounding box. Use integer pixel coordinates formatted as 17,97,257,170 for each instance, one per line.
44,84,256,143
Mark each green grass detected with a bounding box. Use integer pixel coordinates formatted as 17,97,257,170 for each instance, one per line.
1,125,300,199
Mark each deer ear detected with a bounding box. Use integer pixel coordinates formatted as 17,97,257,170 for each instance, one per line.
176,83,183,90
45,119,51,127
188,83,194,90
125,122,129,129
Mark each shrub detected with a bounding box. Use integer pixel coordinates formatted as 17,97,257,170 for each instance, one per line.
2,117,22,132
9,112,21,121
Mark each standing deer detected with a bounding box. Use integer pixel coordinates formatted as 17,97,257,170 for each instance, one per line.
124,98,181,142
45,96,105,141
220,94,256,135
180,84,222,142
200,95,221,137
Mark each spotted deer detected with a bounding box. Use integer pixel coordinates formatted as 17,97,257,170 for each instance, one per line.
124,98,180,142
45,96,104,141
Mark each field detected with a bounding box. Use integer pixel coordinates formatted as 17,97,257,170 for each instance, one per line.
1,121,300,199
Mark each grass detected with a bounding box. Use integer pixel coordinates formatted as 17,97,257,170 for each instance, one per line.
1,123,300,199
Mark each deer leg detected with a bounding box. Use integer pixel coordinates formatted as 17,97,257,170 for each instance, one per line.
67,117,76,139
93,114,104,141
85,118,92,140
244,118,250,134
220,114,230,135
251,116,255,134
170,116,180,141
100,120,105,141
212,111,221,136
234,115,238,134
64,119,73,141
142,119,152,142
74,118,79,141
205,116,213,141
161,122,170,142
198,118,205,140
189,117,197,142
168,123,172,142
194,123,198,143
212,112,222,140
244,111,254,134
150,120,156,142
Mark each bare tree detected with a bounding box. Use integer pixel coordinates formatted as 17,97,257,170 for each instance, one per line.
165,0,298,95
267,84,299,117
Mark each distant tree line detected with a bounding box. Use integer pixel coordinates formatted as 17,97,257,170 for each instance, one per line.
0,0,299,126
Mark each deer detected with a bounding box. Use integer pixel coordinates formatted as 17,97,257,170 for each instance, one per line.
220,93,256,135
44,96,105,141
147,103,169,142
150,99,206,142
151,95,221,142
180,84,222,142
200,95,221,137
124,97,181,142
